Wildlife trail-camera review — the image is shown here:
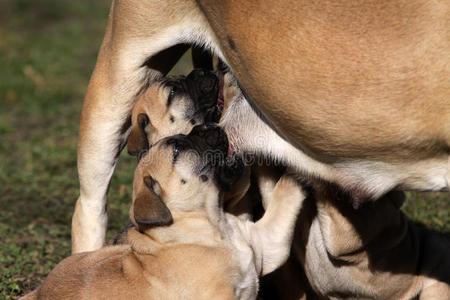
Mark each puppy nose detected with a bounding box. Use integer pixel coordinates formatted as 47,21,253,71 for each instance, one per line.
199,76,216,94
204,127,222,147
187,69,218,94
189,124,228,149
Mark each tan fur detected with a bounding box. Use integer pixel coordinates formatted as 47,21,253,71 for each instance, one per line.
24,135,305,299
74,0,449,254
128,82,203,151
249,172,449,299
130,137,305,279
22,242,236,300
286,182,450,300
220,72,449,200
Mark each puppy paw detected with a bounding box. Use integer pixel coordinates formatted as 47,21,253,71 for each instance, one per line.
274,175,301,194
253,165,279,209
272,175,306,210
223,73,240,103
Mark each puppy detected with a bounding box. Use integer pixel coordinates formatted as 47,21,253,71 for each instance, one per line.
127,68,223,157
23,125,304,300
267,181,450,300
127,68,252,219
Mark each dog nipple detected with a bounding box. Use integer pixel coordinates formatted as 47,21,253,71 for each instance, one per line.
227,145,234,157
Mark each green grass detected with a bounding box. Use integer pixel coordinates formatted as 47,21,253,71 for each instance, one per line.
0,1,448,298
0,1,128,298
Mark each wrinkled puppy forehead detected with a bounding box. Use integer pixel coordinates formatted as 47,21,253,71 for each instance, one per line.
136,140,173,174
159,75,186,88
160,70,219,99
133,84,180,118
133,77,186,110
133,137,195,183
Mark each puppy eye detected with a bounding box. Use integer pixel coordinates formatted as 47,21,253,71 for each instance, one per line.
173,144,180,161
167,86,177,106
171,86,177,96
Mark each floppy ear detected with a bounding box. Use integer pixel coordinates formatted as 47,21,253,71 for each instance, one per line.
127,113,150,156
133,176,173,231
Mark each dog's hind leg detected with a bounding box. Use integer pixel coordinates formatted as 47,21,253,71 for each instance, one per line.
72,0,219,253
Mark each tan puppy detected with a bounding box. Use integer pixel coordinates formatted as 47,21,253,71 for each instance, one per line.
127,68,253,218
75,0,449,253
270,182,450,300
127,69,224,156
23,125,304,299
72,68,225,253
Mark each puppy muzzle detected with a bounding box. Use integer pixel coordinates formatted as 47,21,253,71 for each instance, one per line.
169,124,244,190
185,69,222,123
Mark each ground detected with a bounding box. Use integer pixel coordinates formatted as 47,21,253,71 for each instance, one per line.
0,1,448,298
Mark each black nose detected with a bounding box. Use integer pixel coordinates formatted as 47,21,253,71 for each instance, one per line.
203,126,224,148
188,124,228,155
187,69,217,93
199,76,216,94
186,69,219,108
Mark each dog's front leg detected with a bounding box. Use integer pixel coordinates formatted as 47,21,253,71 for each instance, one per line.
72,0,195,254
248,175,305,275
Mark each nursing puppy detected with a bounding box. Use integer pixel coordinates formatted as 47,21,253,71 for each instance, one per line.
125,68,252,217
23,125,304,300
127,68,223,156
282,182,450,300
255,178,450,300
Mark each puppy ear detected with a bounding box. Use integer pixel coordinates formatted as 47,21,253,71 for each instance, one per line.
133,176,173,231
127,113,150,156
215,154,244,191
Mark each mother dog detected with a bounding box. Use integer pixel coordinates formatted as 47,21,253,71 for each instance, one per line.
73,0,449,253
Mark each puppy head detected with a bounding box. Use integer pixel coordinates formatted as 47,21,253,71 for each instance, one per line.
127,69,223,158
131,124,244,232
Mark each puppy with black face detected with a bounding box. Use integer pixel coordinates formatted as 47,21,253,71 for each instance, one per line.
127,69,223,158
131,124,240,229
22,125,304,300
127,69,252,219
128,124,305,299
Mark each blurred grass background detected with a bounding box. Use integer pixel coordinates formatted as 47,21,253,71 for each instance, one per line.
0,0,448,298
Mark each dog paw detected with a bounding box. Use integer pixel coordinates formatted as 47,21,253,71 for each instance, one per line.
223,73,239,102
273,175,305,204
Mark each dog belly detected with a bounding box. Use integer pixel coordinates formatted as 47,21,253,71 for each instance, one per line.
200,0,450,161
